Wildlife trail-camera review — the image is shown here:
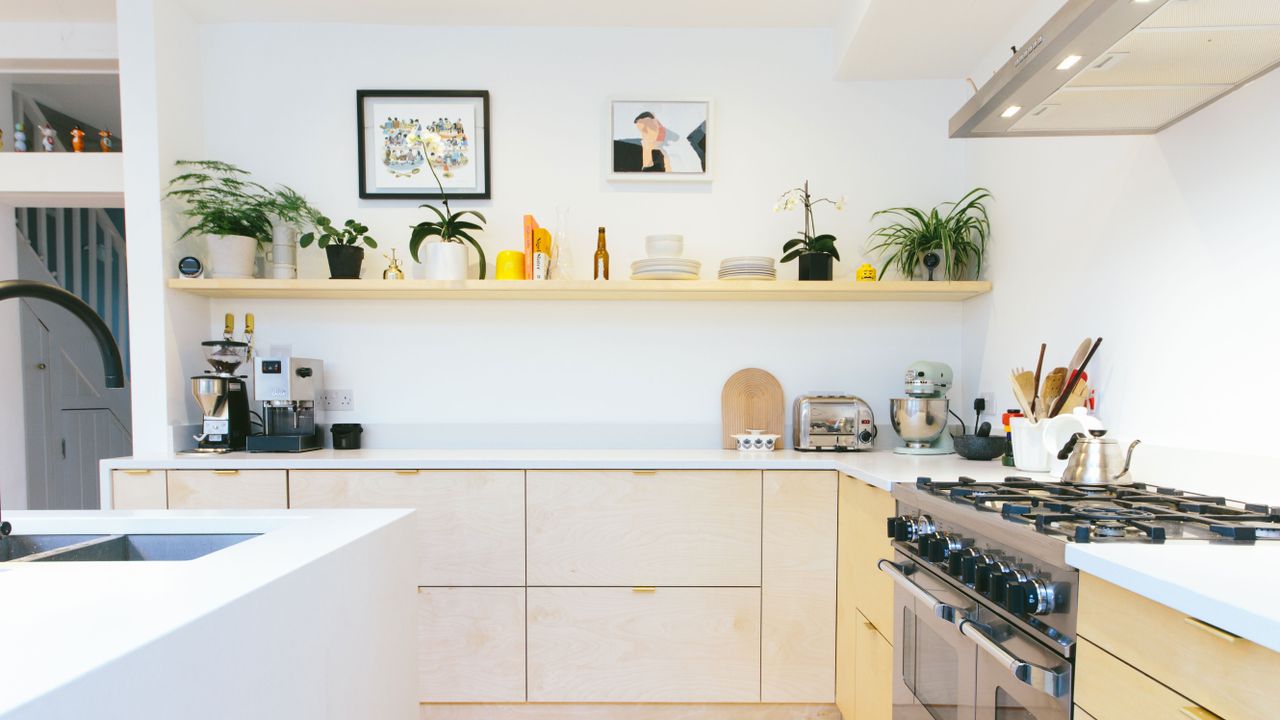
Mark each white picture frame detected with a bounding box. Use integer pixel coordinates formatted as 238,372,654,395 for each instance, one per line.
606,97,713,183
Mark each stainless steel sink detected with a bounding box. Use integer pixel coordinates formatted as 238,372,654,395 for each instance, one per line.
1,534,260,562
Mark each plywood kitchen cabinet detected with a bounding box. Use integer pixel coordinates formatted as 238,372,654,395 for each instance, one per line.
1075,639,1218,719
165,469,287,509
417,587,526,702
110,469,167,509
526,469,762,586
1078,573,1280,720
836,473,896,720
761,470,837,703
288,469,525,586
526,586,762,702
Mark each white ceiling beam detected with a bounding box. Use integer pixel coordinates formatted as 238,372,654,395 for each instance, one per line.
0,22,118,72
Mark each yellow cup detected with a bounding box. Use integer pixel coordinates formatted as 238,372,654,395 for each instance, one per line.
496,251,526,280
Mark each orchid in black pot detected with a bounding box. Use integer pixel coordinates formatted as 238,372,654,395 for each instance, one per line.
776,181,843,281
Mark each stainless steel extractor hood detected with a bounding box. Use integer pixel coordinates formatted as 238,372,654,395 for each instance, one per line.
951,0,1280,137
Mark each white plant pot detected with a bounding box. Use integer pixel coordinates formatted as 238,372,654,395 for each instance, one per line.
207,234,259,279
270,224,298,279
424,242,469,281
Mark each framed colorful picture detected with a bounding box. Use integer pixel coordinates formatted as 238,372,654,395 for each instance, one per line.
357,90,491,199
607,98,712,182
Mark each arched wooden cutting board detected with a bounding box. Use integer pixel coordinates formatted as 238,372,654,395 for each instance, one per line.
721,368,785,450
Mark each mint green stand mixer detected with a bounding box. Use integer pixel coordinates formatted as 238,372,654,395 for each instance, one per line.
890,361,956,455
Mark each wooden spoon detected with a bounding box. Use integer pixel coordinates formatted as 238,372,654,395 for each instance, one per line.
1011,370,1036,418
1058,382,1090,415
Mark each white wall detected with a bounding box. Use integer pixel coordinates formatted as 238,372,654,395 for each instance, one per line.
961,68,1280,458
176,25,974,448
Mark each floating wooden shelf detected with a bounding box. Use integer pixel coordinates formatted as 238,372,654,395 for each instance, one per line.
0,153,124,207
167,278,991,301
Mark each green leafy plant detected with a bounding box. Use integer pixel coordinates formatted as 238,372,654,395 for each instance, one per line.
299,217,377,249
165,160,275,244
776,180,843,263
266,185,316,227
866,188,992,281
408,131,487,278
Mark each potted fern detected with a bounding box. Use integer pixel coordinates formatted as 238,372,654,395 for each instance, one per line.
866,188,992,281
776,181,844,281
165,160,274,278
408,131,486,280
300,217,378,279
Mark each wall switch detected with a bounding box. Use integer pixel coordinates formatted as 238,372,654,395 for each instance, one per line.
321,389,354,411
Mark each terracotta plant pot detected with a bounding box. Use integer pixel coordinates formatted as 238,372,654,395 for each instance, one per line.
797,252,833,281
206,234,259,279
325,244,365,279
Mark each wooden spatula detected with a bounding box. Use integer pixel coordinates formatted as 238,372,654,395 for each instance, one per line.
1039,367,1067,419
1011,370,1036,418
1058,382,1090,415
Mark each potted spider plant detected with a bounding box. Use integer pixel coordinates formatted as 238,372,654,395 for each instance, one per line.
408,131,486,280
866,188,991,281
300,216,378,279
165,160,274,279
777,181,844,281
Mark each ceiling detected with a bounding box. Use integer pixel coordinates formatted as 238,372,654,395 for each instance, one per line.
836,0,1046,80
182,0,841,27
3,0,115,23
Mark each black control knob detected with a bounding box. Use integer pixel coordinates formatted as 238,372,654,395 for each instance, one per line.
917,533,938,559
927,536,948,563
886,517,898,539
975,560,997,594
859,429,874,444
1006,581,1034,614
951,547,980,580
990,571,1014,604
947,551,964,577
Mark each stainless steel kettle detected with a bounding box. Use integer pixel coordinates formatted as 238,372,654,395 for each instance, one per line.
1057,430,1141,486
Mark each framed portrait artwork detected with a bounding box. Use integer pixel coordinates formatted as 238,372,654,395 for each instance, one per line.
357,90,491,199
607,98,712,182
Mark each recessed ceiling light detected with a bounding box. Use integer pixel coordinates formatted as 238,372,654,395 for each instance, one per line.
1057,55,1083,70
1002,106,1022,118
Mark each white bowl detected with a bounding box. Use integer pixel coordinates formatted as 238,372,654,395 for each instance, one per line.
645,234,684,258
731,432,780,451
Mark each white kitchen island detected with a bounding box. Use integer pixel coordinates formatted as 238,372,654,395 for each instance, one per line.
0,508,417,720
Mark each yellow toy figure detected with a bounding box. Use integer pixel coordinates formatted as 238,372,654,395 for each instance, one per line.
855,263,877,282
99,128,114,152
70,126,86,153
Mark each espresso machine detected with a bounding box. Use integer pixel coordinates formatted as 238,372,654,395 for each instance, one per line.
889,360,956,455
246,356,324,453
188,340,252,453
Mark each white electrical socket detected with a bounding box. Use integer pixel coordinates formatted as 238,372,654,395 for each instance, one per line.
321,389,354,411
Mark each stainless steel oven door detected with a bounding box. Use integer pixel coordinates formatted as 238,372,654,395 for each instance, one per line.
962,608,1072,720
881,553,977,720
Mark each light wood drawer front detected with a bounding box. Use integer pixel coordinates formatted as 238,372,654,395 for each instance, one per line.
111,470,167,509
1079,573,1280,720
526,470,761,586
1074,705,1099,720
849,474,896,639
288,469,524,586
1076,639,1220,720
418,587,525,702
166,469,287,509
527,587,761,702
762,470,837,702
854,610,893,720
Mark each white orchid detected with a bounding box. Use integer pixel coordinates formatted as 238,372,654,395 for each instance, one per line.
772,189,803,213
777,181,844,265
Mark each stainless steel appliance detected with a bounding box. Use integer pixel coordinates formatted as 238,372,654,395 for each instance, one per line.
890,361,955,455
881,476,1280,719
793,394,876,451
188,340,252,453
951,1,1280,137
246,356,324,453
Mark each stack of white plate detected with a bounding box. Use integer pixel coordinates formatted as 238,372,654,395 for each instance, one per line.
718,256,777,281
631,257,701,280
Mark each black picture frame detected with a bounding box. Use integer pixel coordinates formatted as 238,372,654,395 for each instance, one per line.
356,89,491,200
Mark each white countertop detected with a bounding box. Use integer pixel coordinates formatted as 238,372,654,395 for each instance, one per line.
0,508,412,715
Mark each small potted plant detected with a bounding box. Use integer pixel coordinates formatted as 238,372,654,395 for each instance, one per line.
265,186,315,279
777,181,843,281
300,216,378,279
165,160,274,278
866,188,992,281
408,131,487,280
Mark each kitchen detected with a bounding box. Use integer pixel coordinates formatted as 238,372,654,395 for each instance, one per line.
1,0,1279,718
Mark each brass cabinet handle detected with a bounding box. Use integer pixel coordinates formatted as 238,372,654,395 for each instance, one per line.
122,469,153,475
863,621,877,631
212,469,240,476
393,469,421,475
632,586,657,593
632,470,658,475
1184,616,1239,643
1179,706,1222,720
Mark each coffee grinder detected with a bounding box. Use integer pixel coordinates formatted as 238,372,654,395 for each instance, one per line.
188,340,252,453
246,356,324,453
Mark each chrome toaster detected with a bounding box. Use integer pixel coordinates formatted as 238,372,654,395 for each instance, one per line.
793,394,877,451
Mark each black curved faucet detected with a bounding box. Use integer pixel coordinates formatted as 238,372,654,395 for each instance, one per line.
0,280,126,536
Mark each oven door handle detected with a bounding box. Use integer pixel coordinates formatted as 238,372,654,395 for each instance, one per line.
877,559,963,624
959,619,1070,698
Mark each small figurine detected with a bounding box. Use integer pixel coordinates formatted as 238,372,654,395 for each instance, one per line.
70,126,86,153
39,123,56,152
98,128,114,152
855,263,877,282
383,249,405,280
13,122,27,152
0,128,4,152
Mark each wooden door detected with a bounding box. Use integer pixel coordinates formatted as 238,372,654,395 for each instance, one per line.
854,610,893,720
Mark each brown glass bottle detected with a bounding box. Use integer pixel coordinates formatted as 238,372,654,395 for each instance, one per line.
593,227,609,280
